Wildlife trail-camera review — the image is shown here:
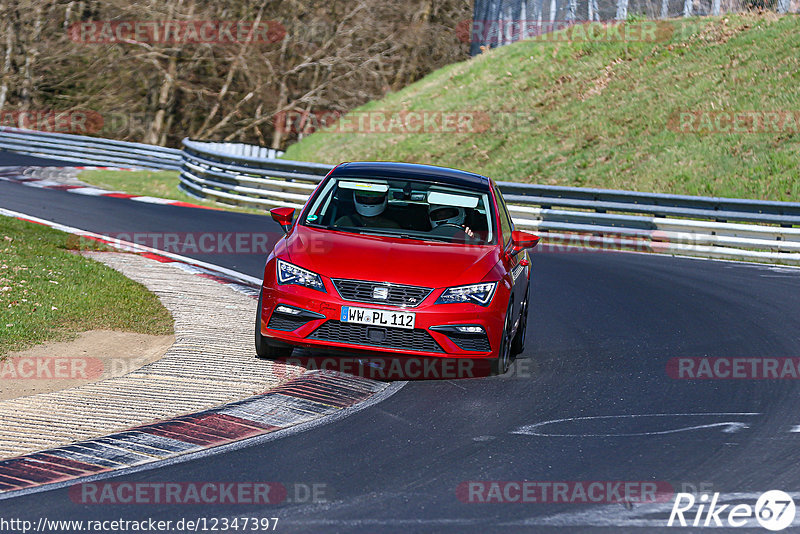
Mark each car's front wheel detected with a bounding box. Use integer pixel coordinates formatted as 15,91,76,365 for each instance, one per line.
255,289,293,359
492,301,514,375
510,282,530,356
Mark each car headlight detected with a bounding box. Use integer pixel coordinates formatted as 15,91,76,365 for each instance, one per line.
276,259,326,292
435,282,497,306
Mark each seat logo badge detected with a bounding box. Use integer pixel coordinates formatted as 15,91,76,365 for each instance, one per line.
373,287,389,300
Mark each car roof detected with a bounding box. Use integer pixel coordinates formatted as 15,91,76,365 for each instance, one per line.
329,162,491,192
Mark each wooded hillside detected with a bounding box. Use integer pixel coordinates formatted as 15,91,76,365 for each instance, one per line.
0,0,470,148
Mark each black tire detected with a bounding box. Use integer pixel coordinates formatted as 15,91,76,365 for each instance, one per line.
492,301,514,375
510,282,530,356
255,289,293,359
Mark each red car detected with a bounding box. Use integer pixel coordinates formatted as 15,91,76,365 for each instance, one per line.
256,162,540,374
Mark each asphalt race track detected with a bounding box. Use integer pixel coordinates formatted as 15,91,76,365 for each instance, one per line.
1,151,800,532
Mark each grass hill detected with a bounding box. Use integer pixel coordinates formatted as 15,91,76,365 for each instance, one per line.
284,14,800,201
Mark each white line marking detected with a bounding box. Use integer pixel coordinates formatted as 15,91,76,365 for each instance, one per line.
130,196,180,205
513,413,761,437
70,187,121,196
22,179,61,188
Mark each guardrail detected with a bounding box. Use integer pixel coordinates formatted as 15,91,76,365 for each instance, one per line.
178,137,800,265
179,138,328,208
0,128,797,265
0,127,182,170
191,141,283,160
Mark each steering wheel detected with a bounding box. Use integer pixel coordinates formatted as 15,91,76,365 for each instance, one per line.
435,223,467,231
431,222,478,243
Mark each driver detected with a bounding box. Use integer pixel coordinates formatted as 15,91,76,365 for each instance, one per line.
428,205,474,238
335,189,400,229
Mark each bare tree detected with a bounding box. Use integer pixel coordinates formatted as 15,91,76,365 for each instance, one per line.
0,0,470,146
0,2,13,111
616,0,629,19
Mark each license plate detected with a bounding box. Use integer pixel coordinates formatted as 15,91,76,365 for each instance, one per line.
340,306,416,330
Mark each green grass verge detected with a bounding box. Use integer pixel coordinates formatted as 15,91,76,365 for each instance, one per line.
78,169,267,215
0,216,174,356
284,13,800,201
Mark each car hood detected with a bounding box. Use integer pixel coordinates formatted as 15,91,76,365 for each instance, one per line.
285,226,499,288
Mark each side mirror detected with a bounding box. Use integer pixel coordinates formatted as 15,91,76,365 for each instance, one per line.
270,207,296,234
510,230,540,255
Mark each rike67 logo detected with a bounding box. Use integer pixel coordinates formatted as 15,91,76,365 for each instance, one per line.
668,490,796,531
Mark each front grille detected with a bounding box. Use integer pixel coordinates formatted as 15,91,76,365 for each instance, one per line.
332,279,432,308
447,333,491,352
267,314,313,331
309,321,443,353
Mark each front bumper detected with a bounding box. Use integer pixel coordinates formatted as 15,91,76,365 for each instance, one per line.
259,270,506,359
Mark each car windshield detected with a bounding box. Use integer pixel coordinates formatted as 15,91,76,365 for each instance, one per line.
302,177,495,244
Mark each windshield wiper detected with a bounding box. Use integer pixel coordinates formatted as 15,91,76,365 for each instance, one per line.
357,230,408,238
369,232,457,243
313,225,462,243
315,225,365,234
413,235,455,243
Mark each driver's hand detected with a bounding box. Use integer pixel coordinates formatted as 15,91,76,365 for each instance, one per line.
464,226,474,238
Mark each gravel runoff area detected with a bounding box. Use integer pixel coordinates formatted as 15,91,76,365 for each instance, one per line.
0,252,305,459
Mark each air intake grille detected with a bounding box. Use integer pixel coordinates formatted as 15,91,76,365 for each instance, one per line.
332,279,432,308
267,314,313,332
447,333,491,352
309,321,443,353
